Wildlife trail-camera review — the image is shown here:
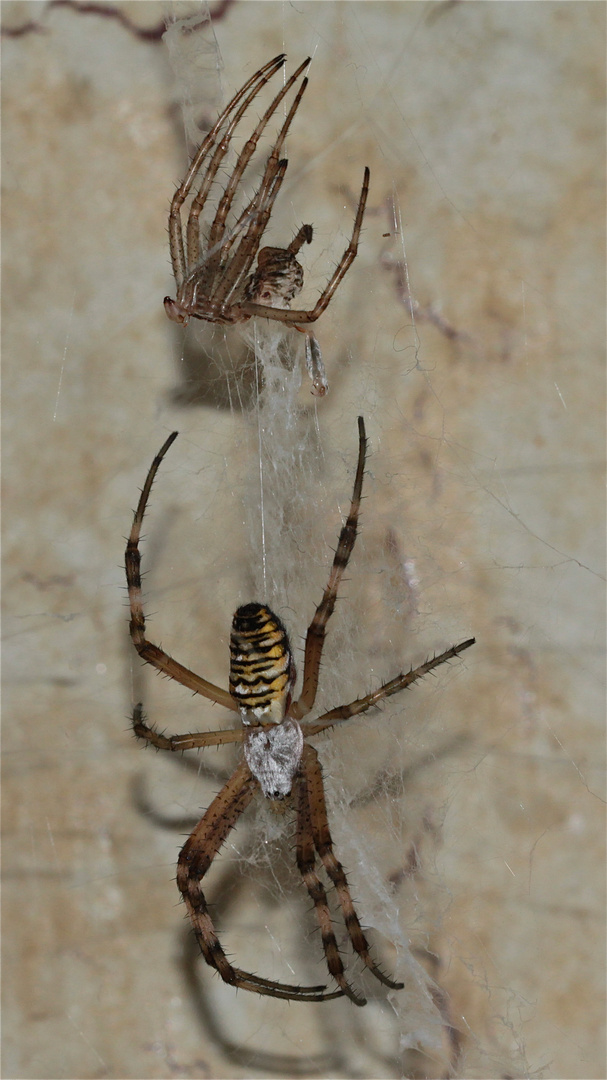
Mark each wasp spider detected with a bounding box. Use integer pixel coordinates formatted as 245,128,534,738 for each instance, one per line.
125,419,475,1004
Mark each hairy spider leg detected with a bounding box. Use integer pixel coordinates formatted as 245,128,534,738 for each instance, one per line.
184,64,290,288
131,703,244,751
183,160,289,317
287,224,314,255
169,54,286,292
292,416,367,720
125,431,237,711
209,73,310,306
303,744,405,994
204,59,310,292
177,757,344,1002
186,57,308,277
302,638,476,738
295,752,366,1005
209,159,290,307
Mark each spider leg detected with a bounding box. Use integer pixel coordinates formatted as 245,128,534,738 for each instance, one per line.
291,417,367,720
125,433,238,712
211,75,311,308
185,57,297,280
169,54,286,292
178,757,343,1001
216,195,311,285
239,165,370,326
203,58,310,289
295,754,366,1005
288,223,314,256
215,180,279,269
302,744,405,991
178,156,289,318
302,637,476,738
132,703,243,751
210,158,289,306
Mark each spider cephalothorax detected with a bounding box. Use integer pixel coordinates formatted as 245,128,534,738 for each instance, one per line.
163,54,369,396
126,419,475,1003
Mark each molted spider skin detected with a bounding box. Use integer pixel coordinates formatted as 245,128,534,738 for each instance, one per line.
164,55,369,393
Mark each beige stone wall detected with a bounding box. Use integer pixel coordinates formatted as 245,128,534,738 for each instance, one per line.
3,2,604,1077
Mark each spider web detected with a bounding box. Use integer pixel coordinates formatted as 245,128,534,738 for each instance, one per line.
136,5,604,1078
150,11,483,1072
3,3,602,1079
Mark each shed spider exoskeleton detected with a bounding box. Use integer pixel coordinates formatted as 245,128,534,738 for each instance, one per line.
164,54,370,397
125,419,475,1004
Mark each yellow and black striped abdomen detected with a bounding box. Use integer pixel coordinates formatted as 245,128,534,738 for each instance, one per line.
229,603,295,725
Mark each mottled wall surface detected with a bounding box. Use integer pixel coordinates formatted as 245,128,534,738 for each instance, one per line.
2,2,604,1078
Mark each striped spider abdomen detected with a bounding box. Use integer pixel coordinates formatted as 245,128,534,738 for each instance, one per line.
229,603,296,726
